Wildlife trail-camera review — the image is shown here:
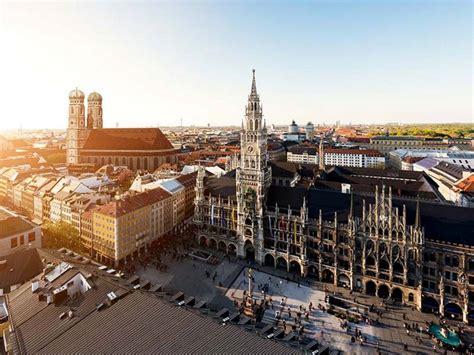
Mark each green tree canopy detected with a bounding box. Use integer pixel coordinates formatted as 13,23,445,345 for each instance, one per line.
42,221,81,252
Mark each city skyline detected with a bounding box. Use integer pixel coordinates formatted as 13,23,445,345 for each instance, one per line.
0,0,472,129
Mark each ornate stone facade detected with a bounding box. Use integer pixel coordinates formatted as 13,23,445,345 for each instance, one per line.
194,71,474,324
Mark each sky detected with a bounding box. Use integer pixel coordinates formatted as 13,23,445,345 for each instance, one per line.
0,0,472,129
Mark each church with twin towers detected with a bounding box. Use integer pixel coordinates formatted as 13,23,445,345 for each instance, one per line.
66,89,177,169
194,70,474,323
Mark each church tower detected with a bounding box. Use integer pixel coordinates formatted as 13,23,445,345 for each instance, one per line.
87,92,103,129
236,70,272,263
66,89,88,164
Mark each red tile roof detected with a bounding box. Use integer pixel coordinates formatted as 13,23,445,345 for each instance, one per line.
94,187,172,218
176,171,197,188
82,128,174,151
347,136,371,143
455,174,474,192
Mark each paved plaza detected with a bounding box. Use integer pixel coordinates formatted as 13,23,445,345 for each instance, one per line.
134,251,472,354
226,267,378,354
137,252,243,309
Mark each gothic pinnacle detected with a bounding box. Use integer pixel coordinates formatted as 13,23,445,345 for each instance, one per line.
251,69,257,96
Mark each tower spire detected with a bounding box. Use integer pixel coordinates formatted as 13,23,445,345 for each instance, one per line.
251,69,257,96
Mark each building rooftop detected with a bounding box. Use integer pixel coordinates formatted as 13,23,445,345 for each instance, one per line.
0,208,38,240
82,128,174,151
413,157,440,170
175,171,197,188
6,250,301,354
159,179,184,194
266,187,474,246
204,175,236,197
0,248,44,291
432,161,465,180
94,188,172,218
371,136,421,141
454,173,474,193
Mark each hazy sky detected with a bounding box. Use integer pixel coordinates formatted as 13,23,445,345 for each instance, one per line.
0,0,472,129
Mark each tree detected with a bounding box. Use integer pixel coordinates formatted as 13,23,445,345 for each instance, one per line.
42,221,81,252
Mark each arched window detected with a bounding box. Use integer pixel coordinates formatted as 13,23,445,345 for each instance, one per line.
366,256,375,266
379,259,389,271
398,231,404,241
366,240,374,253
469,259,474,271
393,262,404,274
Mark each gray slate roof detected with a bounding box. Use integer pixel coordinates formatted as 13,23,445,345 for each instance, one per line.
38,291,300,354
7,257,301,354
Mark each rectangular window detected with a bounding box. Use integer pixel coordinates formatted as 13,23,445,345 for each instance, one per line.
28,232,36,242
11,238,17,249
20,235,24,245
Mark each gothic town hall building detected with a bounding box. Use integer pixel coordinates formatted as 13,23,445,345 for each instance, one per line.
194,70,474,324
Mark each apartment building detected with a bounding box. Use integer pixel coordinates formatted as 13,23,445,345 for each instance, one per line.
0,207,41,257
92,191,156,266
287,145,385,169
388,149,474,171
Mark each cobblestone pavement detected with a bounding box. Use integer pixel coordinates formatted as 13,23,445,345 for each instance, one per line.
135,252,472,354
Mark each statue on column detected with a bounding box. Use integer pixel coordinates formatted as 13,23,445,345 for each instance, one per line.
243,268,261,320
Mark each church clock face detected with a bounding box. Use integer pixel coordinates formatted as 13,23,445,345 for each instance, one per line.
247,146,254,153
